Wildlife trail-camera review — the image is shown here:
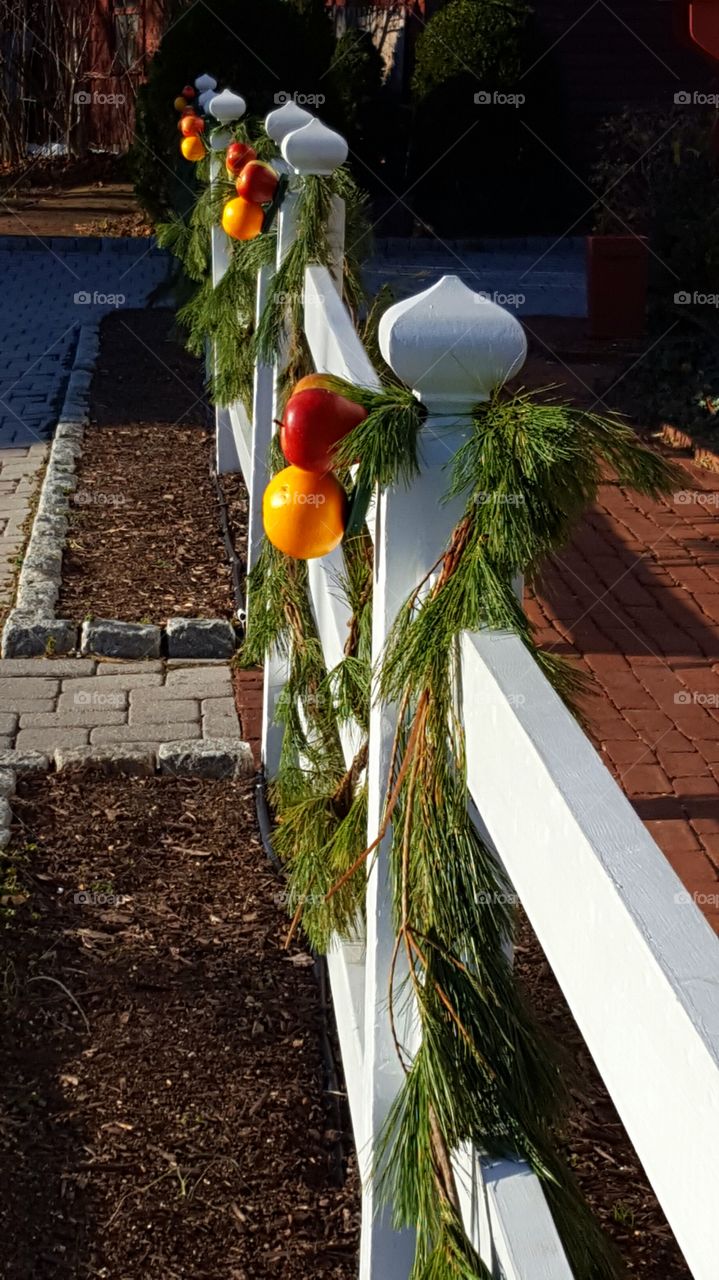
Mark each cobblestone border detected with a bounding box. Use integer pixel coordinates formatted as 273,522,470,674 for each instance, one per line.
0,740,252,782
1,323,239,660
0,767,16,849
0,323,98,657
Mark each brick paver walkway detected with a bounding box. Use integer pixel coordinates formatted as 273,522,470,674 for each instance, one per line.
0,659,242,754
0,237,168,445
531,457,719,930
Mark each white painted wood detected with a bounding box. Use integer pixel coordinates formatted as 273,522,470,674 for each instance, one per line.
208,89,246,122
209,127,232,151
260,188,298,779
360,412,477,1279
461,628,719,1280
209,157,240,475
379,276,527,408
282,118,349,174
327,197,346,294
483,1159,574,1279
326,934,368,1153
304,265,379,389
265,100,314,144
300,266,570,1275
247,265,275,577
227,403,252,479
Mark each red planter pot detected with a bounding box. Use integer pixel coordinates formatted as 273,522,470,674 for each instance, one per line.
586,235,649,339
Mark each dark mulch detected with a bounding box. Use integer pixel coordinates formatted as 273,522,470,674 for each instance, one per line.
0,772,359,1280
516,916,691,1278
221,471,250,567
58,310,241,624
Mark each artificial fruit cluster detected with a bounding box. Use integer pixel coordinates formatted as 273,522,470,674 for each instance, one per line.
174,83,205,162
222,143,280,243
262,375,367,560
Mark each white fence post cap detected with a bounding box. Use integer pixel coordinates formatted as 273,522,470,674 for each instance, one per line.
265,100,314,143
194,73,217,93
208,89,246,123
281,118,348,175
379,275,528,411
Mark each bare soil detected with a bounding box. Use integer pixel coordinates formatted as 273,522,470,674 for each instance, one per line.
0,156,151,239
0,771,360,1280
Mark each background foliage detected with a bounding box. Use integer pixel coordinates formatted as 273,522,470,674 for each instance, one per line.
593,105,719,435
131,0,335,219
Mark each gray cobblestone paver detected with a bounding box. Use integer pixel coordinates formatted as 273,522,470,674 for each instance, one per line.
91,722,201,745
0,443,48,615
129,699,200,724
0,238,168,619
16,727,90,750
0,658,248,766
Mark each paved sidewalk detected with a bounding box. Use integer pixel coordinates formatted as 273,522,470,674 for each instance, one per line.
0,442,48,617
0,659,242,755
0,237,168,446
531,457,719,931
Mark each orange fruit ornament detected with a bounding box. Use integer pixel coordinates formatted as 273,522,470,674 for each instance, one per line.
174,95,188,111
262,466,347,559
292,373,337,395
222,196,264,241
179,113,204,136
181,135,205,162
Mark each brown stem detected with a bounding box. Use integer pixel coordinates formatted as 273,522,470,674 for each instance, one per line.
408,932,496,1081
428,1103,462,1215
331,740,369,820
325,689,429,902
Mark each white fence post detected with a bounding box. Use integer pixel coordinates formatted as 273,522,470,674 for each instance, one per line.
209,155,240,476
245,106,310,580
359,277,535,1278
259,117,348,778
206,86,246,476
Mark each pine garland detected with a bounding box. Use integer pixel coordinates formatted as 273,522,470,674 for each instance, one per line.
242,530,373,953
314,381,680,1278
157,89,680,1278
253,168,369,404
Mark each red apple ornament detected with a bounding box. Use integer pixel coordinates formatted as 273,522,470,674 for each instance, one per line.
280,389,367,474
235,160,279,205
225,141,256,178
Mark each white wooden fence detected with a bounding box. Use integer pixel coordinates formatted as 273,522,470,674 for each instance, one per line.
209,101,719,1280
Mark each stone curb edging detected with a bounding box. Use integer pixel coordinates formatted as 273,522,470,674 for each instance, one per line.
0,739,254,783
1,321,96,659
0,768,16,850
1,325,239,661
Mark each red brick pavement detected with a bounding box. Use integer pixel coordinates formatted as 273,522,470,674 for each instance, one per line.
233,454,719,932
233,666,263,766
531,458,719,931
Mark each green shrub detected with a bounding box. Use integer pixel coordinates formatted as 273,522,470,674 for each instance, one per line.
413,0,529,100
592,105,719,434
407,0,560,234
129,0,335,220
324,29,392,187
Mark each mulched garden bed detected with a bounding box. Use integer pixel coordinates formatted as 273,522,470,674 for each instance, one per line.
58,310,245,624
0,771,359,1280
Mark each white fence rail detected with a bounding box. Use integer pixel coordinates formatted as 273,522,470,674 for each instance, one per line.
209,110,719,1280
